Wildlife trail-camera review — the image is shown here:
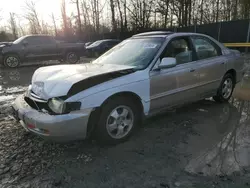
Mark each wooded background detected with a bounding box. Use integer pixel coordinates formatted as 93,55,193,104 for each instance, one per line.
1,0,250,42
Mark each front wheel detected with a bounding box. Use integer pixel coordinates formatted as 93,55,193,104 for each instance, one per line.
213,73,235,103
4,55,20,68
94,97,141,144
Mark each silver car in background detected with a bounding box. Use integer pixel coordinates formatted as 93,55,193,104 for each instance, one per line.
12,31,245,144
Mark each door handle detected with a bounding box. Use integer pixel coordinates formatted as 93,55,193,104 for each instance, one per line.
221,62,225,65
190,69,195,72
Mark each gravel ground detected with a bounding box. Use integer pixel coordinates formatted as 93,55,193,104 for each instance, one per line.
1,60,250,188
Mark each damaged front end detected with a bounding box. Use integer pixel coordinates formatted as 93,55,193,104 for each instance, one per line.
24,85,81,115
11,86,92,141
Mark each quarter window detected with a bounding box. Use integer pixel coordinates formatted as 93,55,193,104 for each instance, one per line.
162,37,193,65
191,37,221,60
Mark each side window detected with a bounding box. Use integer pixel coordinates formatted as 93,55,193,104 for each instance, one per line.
162,37,193,65
191,37,221,60
105,41,115,47
41,36,55,44
26,37,40,45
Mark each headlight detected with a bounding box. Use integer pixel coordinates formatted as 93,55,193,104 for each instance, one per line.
48,98,81,114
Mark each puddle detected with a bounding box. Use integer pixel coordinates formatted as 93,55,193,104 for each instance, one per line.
182,99,250,176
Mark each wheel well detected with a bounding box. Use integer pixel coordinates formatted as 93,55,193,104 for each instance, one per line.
226,69,236,84
3,53,20,59
102,92,144,112
86,92,144,137
64,50,80,57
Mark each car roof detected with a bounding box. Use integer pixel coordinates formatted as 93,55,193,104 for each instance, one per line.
25,34,52,37
133,31,174,37
97,39,120,42
132,31,209,39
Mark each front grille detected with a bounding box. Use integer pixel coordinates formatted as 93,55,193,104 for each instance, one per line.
24,96,52,112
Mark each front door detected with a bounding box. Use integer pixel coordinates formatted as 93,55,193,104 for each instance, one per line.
22,36,42,62
149,36,200,114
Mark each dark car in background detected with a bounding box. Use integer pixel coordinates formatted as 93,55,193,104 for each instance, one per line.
0,35,85,68
85,39,120,57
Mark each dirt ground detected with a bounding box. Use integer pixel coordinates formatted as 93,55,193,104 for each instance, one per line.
1,60,250,188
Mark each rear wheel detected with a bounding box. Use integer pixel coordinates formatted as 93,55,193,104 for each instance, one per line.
65,52,79,64
94,96,141,144
213,73,235,103
4,54,20,68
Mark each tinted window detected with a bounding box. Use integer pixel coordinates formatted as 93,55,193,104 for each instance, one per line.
40,36,55,44
104,41,119,47
191,37,221,60
162,37,193,65
26,36,42,45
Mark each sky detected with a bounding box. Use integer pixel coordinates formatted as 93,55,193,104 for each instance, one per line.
0,0,74,26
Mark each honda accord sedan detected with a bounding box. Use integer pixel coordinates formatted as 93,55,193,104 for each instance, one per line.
12,31,245,144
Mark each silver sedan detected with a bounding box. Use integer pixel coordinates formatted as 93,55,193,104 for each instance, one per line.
12,31,245,144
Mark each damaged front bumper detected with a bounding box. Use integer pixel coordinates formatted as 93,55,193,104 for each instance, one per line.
12,95,93,141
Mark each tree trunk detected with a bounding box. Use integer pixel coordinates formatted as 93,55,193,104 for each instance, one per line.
124,0,127,30
117,0,123,31
200,0,204,24
216,0,220,22
188,0,192,25
110,0,116,31
51,13,58,35
76,0,82,35
164,0,170,28
232,0,238,20
9,13,18,39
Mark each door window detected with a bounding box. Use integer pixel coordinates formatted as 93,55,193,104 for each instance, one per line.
26,36,42,45
191,37,221,60
40,36,56,44
162,37,193,65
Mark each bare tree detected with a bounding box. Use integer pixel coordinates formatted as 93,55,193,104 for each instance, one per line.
24,0,42,34
71,0,82,35
61,0,70,36
51,13,58,35
9,13,18,39
110,0,117,31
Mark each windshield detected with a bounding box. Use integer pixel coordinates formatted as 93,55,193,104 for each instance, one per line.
13,36,27,44
93,38,164,69
88,40,103,47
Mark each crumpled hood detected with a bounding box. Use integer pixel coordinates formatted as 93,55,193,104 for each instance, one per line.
31,63,135,99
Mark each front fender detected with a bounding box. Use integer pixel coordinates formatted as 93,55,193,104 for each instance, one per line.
66,79,150,115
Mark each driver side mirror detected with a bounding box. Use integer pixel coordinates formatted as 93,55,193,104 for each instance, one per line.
158,57,177,69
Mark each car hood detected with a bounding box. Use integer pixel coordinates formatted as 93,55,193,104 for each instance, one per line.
31,63,135,99
0,42,12,49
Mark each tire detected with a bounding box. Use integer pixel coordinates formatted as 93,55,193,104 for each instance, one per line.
94,96,141,145
4,54,20,68
213,73,235,103
65,52,79,64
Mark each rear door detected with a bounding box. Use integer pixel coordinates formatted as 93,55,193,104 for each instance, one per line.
190,36,226,98
149,36,200,114
39,36,59,60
